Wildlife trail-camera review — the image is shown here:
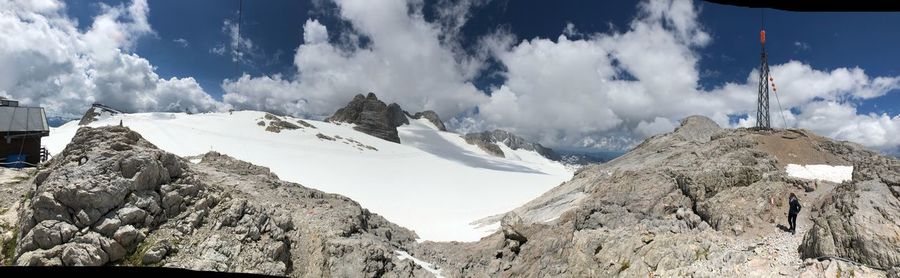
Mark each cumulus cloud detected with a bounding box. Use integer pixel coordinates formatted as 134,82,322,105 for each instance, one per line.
463,0,900,151
14,0,889,153
219,0,900,152
222,0,488,118
795,101,900,150
212,19,258,65
0,0,226,117
465,0,721,149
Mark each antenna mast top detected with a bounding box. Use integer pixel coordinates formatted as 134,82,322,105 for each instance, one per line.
755,9,772,130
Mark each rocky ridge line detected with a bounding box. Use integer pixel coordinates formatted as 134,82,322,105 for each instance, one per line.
416,115,900,277
463,130,560,160
5,126,431,277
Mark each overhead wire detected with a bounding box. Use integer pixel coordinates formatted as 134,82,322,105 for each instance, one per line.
235,0,243,73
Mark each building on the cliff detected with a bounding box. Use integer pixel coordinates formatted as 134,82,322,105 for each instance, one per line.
0,98,50,167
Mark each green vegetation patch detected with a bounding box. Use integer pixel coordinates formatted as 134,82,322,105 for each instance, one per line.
2,226,18,266
124,239,161,267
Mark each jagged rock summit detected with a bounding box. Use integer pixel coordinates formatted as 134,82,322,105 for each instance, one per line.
417,115,900,277
78,103,123,126
6,125,430,276
409,111,447,131
464,130,560,160
326,93,447,143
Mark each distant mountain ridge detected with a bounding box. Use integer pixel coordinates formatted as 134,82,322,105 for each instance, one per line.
464,130,560,161
78,103,123,125
325,92,563,161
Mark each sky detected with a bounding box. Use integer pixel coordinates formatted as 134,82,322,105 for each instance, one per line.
1,0,899,154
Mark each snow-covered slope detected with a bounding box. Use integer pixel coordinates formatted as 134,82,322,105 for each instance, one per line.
45,111,572,242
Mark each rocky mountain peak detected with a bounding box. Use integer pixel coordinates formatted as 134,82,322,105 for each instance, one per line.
326,93,449,143
78,103,123,126
463,129,560,160
325,93,406,143
410,111,446,131
673,115,722,143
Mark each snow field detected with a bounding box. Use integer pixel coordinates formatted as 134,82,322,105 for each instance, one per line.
46,111,573,242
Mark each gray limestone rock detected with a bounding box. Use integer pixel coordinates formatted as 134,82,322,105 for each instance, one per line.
463,132,506,157
418,115,899,277
61,243,108,266
463,129,560,160
799,179,900,269
7,125,425,277
326,93,404,143
410,110,446,131
78,103,122,126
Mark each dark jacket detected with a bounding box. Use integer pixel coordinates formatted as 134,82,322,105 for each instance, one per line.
789,197,802,215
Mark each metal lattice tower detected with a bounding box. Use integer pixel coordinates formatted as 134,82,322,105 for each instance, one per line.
756,29,771,130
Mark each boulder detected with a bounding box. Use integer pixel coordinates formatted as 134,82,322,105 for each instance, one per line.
326,93,404,143
800,179,900,269
61,243,108,266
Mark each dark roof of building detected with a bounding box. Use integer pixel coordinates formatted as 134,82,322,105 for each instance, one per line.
0,106,49,134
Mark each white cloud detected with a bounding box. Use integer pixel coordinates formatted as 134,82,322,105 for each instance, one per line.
0,0,227,117
218,0,900,153
795,101,900,151
794,41,810,51
464,0,722,149
464,0,900,152
562,22,582,38
10,0,886,153
209,44,226,55
173,37,189,47
222,0,488,118
635,117,678,138
218,19,257,64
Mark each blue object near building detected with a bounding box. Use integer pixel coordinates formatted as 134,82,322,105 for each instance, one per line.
4,154,27,168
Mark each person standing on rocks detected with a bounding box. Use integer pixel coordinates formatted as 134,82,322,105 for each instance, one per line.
788,193,802,235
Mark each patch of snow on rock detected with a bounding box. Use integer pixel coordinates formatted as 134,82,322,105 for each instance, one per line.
785,164,853,183
395,251,444,277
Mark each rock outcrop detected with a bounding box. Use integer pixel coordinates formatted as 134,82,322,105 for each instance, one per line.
463,130,560,160
78,103,122,125
418,115,900,277
7,126,428,276
259,113,315,133
326,93,406,143
798,143,900,270
326,93,449,143
409,111,446,131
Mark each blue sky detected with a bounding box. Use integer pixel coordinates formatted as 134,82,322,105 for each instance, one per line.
64,0,899,116
3,0,899,153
